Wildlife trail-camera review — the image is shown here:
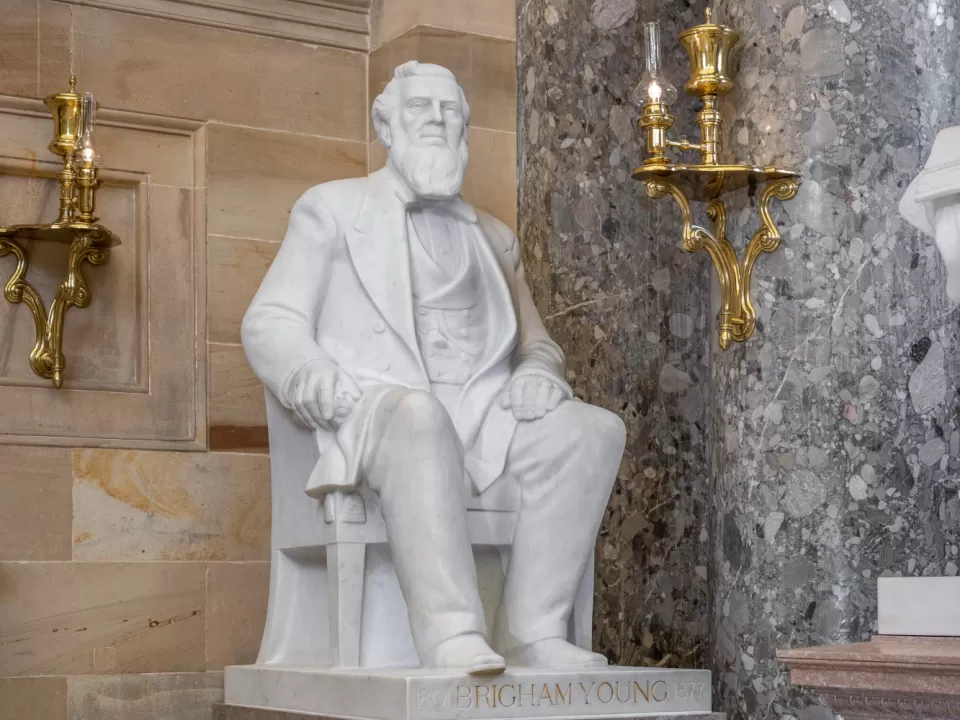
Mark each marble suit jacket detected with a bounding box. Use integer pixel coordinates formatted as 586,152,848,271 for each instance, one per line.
241,167,572,497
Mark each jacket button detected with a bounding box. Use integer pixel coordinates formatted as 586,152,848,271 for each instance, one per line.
373,320,386,333
462,309,471,318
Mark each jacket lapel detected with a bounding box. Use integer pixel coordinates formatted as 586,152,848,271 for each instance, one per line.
346,169,423,371
459,219,518,399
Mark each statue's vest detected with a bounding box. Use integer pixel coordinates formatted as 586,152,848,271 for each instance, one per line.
409,223,487,389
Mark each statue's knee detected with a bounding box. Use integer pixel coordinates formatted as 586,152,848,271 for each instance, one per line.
570,404,626,454
391,389,451,432
594,407,627,453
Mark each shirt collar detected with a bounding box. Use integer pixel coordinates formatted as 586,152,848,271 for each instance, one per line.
385,163,478,224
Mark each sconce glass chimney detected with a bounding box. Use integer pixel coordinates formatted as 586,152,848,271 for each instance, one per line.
77,92,101,167
632,22,678,106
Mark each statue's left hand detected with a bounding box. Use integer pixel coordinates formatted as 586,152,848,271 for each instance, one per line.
500,373,566,421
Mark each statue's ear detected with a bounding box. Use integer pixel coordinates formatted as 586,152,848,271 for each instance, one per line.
373,114,392,150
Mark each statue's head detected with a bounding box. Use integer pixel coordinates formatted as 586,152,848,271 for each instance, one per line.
373,61,470,200
901,127,960,303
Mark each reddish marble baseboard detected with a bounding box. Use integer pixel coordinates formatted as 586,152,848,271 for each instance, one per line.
779,636,960,719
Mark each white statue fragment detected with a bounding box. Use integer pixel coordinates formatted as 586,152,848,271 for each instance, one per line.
241,61,626,676
900,127,960,302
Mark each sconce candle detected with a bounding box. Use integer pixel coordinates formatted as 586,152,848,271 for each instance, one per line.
632,9,801,350
635,22,678,106
634,22,679,169
0,77,120,388
76,92,102,224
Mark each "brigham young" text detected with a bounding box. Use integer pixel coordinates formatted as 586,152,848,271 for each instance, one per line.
415,679,706,711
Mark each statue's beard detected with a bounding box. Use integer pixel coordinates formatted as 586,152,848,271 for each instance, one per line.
389,132,468,200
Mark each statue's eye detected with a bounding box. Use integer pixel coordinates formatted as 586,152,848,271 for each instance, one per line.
408,100,429,111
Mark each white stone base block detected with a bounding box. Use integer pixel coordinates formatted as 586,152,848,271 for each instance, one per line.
878,577,960,636
224,666,712,720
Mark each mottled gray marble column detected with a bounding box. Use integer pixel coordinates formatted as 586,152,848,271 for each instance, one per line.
517,0,712,668
709,0,960,718
518,0,960,718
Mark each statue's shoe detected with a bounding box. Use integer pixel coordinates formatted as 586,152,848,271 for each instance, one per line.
504,638,609,668
424,633,506,676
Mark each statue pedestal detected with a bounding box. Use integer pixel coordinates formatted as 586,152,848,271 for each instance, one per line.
878,577,960,637
221,666,716,720
779,636,960,720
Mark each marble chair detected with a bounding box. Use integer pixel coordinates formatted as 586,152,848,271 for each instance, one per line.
256,391,595,669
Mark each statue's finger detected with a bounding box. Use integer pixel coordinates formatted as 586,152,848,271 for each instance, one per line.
534,379,552,411
320,371,336,421
301,372,324,426
546,386,564,411
290,382,315,428
521,377,540,409
511,377,526,410
292,406,313,428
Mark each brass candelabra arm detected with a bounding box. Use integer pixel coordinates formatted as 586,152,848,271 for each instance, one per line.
0,226,114,388
664,137,704,154
643,176,800,350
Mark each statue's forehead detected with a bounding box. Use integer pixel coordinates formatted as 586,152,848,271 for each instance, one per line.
398,75,461,103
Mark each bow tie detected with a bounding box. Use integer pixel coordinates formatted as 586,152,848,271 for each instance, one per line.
404,196,478,224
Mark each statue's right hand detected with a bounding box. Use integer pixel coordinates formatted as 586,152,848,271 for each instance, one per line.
288,358,362,430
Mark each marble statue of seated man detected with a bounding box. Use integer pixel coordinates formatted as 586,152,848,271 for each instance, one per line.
241,61,626,676
901,126,960,302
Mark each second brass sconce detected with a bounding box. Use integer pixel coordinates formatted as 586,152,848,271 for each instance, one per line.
633,10,800,350
0,76,120,388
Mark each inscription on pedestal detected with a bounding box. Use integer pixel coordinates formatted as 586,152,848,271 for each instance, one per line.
409,670,711,719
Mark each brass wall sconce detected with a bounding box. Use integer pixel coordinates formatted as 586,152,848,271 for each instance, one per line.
632,11,801,350
0,76,119,388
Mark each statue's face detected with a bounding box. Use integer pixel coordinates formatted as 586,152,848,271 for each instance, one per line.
932,198,960,303
396,76,465,152
387,75,469,200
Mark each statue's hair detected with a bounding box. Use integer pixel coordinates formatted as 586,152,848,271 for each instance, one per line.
372,61,471,148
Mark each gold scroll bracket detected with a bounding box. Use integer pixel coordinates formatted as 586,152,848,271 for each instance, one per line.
0,224,118,388
639,170,800,350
